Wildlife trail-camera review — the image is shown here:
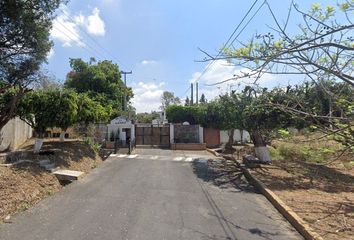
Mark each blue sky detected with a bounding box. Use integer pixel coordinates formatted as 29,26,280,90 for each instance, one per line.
45,0,335,112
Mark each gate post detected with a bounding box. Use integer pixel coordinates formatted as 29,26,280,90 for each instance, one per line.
170,124,174,144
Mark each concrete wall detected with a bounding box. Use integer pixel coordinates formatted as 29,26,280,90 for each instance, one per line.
0,117,33,151
220,129,250,143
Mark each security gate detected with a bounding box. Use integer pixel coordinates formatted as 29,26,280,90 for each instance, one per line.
135,124,170,147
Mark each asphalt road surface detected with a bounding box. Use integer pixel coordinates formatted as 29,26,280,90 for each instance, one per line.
0,149,302,240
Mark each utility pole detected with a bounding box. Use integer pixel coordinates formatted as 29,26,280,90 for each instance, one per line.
196,82,199,105
190,83,194,105
120,70,132,111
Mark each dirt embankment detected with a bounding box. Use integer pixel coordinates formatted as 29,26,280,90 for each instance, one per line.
0,139,103,222
246,139,354,240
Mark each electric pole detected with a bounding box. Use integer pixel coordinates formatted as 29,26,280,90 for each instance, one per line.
196,82,199,105
120,70,132,111
191,83,194,105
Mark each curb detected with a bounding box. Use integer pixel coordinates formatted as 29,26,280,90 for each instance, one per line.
223,155,323,240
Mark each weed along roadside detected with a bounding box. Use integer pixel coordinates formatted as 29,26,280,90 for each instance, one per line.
0,139,105,223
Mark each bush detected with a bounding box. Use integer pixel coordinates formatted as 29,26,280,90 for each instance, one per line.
84,138,101,153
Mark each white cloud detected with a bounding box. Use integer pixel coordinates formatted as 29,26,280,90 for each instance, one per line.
51,6,84,47
50,6,105,47
84,8,105,36
141,60,157,65
47,48,55,59
190,60,276,101
132,81,165,113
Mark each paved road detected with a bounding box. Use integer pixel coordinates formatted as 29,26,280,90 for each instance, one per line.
0,149,302,240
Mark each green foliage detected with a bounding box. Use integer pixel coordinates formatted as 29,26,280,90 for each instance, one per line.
0,0,63,129
274,142,339,164
84,138,101,153
278,129,291,139
161,91,180,109
64,58,132,117
199,93,207,104
135,112,160,123
166,105,205,125
77,93,110,124
17,89,78,135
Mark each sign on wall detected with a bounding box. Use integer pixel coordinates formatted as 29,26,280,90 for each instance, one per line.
110,117,132,125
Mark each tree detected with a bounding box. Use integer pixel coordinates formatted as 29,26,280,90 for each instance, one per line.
17,88,78,152
0,0,63,130
160,91,180,110
202,1,354,151
135,112,160,123
64,58,133,117
76,93,110,125
166,105,205,125
199,93,207,104
184,96,190,106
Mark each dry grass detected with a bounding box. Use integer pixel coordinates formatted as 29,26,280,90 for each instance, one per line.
248,135,354,240
0,139,103,222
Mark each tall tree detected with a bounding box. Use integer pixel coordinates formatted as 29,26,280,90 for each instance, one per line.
203,1,354,149
65,58,133,117
0,0,63,129
199,93,207,104
160,91,180,110
184,96,190,106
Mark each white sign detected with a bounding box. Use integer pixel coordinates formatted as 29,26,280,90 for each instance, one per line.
110,117,131,125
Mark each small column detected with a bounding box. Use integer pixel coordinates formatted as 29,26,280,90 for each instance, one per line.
170,124,174,144
199,125,204,143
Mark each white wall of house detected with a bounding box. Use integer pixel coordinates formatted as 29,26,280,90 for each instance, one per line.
220,129,250,143
0,117,33,151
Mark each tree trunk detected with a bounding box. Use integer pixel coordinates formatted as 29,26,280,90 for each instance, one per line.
251,130,271,163
226,128,234,150
33,130,44,153
33,138,44,153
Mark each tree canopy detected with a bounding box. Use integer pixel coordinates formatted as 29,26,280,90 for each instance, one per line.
0,0,63,129
160,91,180,110
64,58,133,117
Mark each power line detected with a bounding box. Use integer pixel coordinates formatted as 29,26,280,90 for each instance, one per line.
228,0,266,47
55,20,107,60
59,9,127,69
54,21,104,59
194,0,261,85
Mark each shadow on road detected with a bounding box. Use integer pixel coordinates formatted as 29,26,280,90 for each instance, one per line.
192,158,256,193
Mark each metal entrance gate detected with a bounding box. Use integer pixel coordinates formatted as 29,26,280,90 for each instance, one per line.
135,124,170,147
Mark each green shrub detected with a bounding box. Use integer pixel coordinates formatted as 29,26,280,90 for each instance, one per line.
84,138,101,153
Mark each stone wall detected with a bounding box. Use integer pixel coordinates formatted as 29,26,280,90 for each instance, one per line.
0,117,33,151
173,125,200,143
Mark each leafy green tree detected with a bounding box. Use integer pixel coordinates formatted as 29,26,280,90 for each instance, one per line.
166,105,205,125
135,112,160,123
0,0,63,129
76,93,110,125
160,91,180,110
65,58,133,117
17,89,78,137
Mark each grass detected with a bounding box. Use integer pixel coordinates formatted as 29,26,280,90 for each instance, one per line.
270,135,353,169
18,202,29,212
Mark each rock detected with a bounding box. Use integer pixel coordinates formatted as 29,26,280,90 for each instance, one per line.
4,215,12,223
242,154,270,165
